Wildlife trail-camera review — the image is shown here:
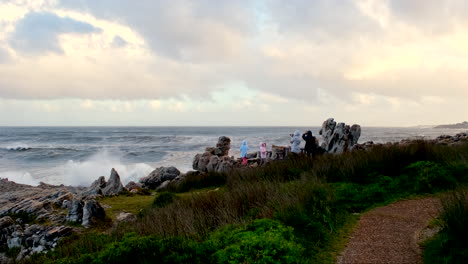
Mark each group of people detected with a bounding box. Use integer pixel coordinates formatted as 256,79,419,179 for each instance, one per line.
239,130,319,165
290,130,319,156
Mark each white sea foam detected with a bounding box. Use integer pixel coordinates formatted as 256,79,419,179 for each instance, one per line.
0,171,41,186
3,143,31,151
59,150,153,186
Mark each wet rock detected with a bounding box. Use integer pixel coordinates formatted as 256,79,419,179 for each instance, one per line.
139,166,180,189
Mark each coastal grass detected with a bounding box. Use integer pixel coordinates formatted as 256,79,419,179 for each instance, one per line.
23,141,468,264
424,186,468,264
98,194,155,221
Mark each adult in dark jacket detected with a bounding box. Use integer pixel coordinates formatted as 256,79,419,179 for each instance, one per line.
302,130,317,156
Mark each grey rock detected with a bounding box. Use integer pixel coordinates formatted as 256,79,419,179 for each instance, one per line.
156,180,171,191
125,181,142,191
115,212,136,223
139,166,180,189
81,200,105,227
0,216,14,229
7,237,22,249
102,169,124,196
0,253,12,264
31,245,45,254
66,199,83,223
215,136,231,156
45,226,72,240
82,176,106,197
192,136,235,173
319,118,361,154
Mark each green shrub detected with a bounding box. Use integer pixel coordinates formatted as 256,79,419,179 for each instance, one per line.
424,187,468,264
404,161,456,193
207,219,304,264
153,192,176,208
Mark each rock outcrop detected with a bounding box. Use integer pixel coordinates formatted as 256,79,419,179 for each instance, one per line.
82,169,125,198
192,136,236,173
139,166,181,189
0,215,73,260
81,200,105,227
319,118,361,154
102,169,125,196
0,177,108,262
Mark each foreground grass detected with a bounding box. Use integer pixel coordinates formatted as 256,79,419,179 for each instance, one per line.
424,186,468,264
20,141,468,264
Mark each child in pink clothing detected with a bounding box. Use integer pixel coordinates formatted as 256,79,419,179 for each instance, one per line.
259,142,267,158
259,142,267,164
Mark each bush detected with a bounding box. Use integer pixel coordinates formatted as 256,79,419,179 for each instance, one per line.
207,219,304,264
404,161,456,193
153,192,176,208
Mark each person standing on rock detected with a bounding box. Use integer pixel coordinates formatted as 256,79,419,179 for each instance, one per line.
290,131,302,154
302,130,318,157
259,142,267,164
240,140,249,166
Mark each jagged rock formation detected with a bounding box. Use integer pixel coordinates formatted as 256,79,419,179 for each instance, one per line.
139,166,181,189
0,169,117,261
319,118,361,154
82,168,125,198
102,169,125,196
192,136,236,173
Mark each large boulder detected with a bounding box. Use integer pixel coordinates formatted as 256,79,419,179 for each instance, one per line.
319,118,361,154
139,166,180,189
102,169,124,196
192,136,235,173
215,136,231,156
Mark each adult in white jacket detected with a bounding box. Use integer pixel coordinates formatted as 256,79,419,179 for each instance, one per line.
290,130,302,153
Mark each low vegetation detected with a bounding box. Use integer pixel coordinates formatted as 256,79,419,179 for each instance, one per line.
21,141,468,264
424,186,468,264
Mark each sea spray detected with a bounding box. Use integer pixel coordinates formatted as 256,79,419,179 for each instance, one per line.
60,150,153,186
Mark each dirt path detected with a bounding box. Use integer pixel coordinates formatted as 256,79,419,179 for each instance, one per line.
337,197,441,264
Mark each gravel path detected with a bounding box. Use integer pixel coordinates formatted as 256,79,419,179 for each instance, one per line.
337,197,441,264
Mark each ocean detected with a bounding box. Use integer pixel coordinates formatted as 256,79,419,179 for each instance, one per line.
1,126,467,187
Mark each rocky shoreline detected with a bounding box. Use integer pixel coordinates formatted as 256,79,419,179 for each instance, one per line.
1,118,467,262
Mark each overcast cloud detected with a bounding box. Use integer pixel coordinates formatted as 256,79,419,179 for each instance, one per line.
0,0,467,126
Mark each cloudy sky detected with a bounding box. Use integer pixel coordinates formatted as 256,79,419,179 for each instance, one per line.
0,0,467,126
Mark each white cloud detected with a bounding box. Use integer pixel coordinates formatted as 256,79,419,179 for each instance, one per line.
0,0,467,126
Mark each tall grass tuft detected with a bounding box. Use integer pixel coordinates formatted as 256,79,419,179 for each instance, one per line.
424,186,468,264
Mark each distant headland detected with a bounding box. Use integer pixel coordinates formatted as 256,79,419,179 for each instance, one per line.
434,121,468,129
